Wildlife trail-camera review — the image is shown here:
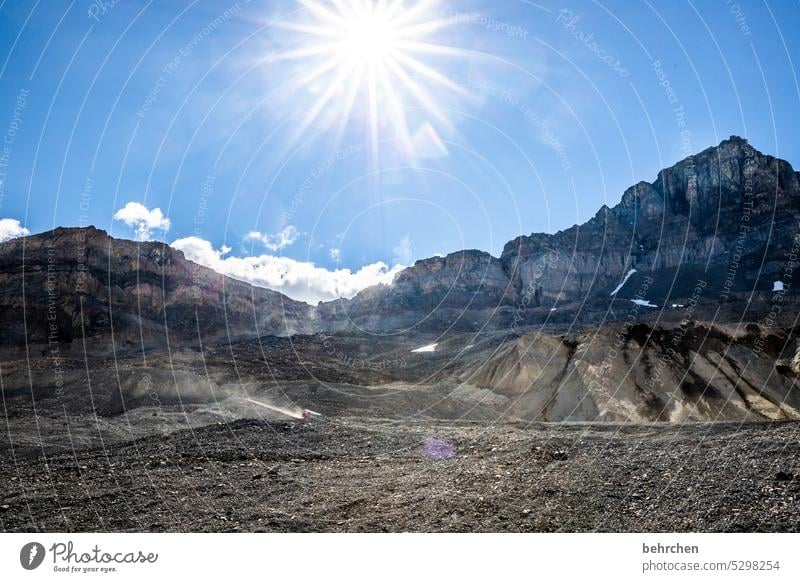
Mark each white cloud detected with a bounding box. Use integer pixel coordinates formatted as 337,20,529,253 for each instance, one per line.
0,218,30,242
171,236,405,304
247,225,299,252
329,247,341,261
113,202,171,241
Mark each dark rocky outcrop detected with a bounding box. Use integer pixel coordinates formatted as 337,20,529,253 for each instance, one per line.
502,136,800,304
324,136,800,331
315,249,518,332
0,226,313,354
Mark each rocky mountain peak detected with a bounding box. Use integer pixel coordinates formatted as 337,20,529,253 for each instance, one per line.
1,138,798,341
320,138,800,331
0,226,314,353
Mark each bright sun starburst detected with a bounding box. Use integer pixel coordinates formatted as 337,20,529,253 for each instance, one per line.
273,0,469,161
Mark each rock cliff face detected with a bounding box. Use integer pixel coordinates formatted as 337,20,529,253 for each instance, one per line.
502,136,800,305
0,227,312,354
324,136,800,331
315,250,517,332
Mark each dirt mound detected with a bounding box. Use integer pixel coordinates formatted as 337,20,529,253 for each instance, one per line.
465,322,800,422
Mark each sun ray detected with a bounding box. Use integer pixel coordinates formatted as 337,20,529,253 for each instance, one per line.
298,0,351,28
330,0,358,18
333,62,366,146
367,63,380,164
384,57,454,131
266,42,341,63
391,50,472,97
376,61,413,154
291,59,361,144
385,0,439,29
392,18,458,39
384,0,408,19
272,22,346,39
294,55,346,87
393,40,477,61
271,0,467,160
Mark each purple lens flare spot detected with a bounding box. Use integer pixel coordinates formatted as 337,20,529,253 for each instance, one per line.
424,437,455,460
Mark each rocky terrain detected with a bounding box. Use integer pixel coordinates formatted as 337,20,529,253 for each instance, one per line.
2,419,798,532
2,136,800,532
462,321,800,422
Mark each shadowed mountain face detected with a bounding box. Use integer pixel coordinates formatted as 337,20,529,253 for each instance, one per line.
0,226,313,355
321,136,800,332
502,136,800,304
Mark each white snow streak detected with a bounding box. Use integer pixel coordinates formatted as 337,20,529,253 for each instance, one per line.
610,269,637,296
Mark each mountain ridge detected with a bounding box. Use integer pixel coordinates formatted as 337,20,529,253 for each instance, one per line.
323,135,800,331
1,135,798,347
0,225,314,353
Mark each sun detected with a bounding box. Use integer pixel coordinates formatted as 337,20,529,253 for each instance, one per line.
339,7,398,63
273,0,469,161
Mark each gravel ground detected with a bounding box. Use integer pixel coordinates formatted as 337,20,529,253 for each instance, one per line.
2,418,799,532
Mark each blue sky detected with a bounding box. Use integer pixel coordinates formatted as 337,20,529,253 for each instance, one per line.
0,0,798,303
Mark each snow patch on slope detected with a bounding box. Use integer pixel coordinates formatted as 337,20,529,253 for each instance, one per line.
412,343,438,353
610,269,637,296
